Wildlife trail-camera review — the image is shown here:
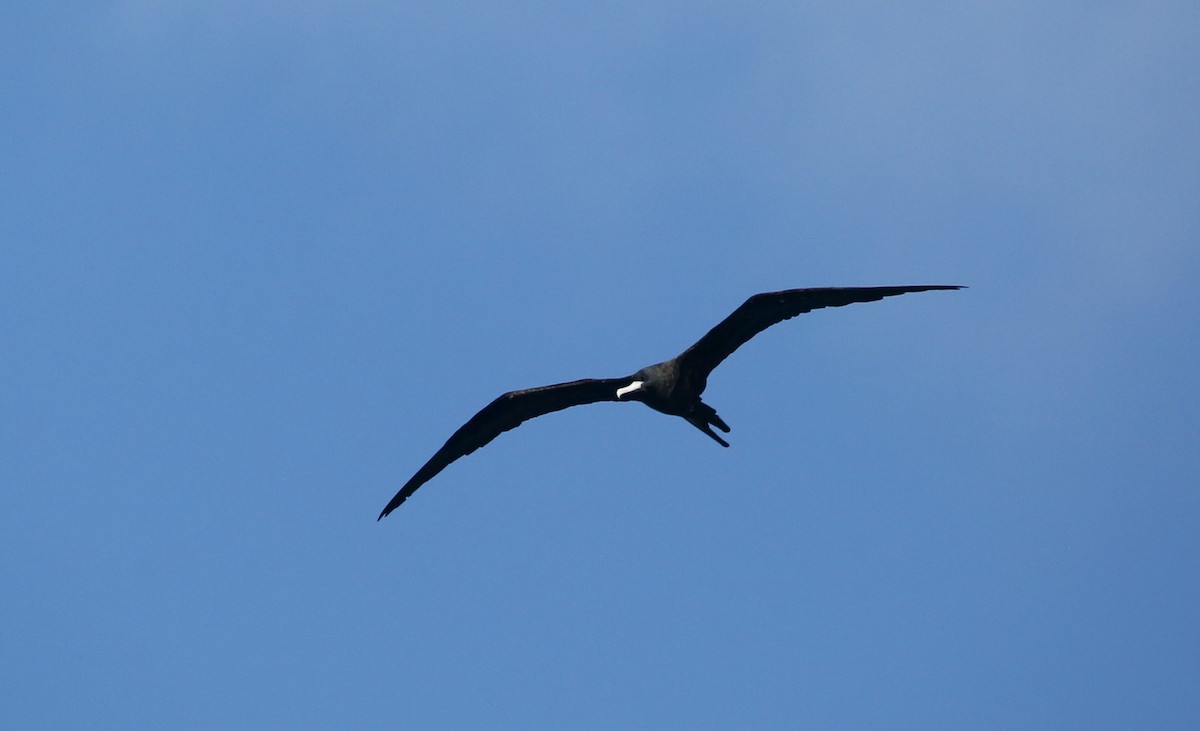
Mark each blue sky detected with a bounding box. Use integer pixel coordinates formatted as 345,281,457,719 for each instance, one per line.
3,2,1198,728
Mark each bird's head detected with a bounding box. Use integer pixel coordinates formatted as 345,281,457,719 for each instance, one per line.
615,379,645,400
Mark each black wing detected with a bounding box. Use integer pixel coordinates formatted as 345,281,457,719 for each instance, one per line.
378,377,627,519
677,285,964,378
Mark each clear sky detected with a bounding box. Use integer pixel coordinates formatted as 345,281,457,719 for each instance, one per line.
3,2,1198,728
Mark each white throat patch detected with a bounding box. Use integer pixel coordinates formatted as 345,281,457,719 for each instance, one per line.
616,380,645,398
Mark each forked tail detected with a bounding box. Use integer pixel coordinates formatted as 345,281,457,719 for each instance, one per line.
685,402,731,447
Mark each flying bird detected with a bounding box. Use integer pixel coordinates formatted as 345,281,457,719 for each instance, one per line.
379,285,962,519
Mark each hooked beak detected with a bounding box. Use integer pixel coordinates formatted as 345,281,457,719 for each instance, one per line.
616,380,645,399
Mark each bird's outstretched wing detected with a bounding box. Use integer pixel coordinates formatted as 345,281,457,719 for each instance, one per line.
677,285,963,379
378,377,627,519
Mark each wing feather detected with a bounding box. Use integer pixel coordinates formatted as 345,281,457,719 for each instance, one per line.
677,285,963,378
378,377,625,518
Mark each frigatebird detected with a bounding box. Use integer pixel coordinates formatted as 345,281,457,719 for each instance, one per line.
379,285,962,519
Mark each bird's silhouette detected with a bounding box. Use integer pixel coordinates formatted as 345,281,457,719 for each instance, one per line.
379,285,963,519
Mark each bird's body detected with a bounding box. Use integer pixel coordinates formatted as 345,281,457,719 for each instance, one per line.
378,285,963,519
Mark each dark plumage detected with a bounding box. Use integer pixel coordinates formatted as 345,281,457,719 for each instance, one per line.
378,285,963,519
